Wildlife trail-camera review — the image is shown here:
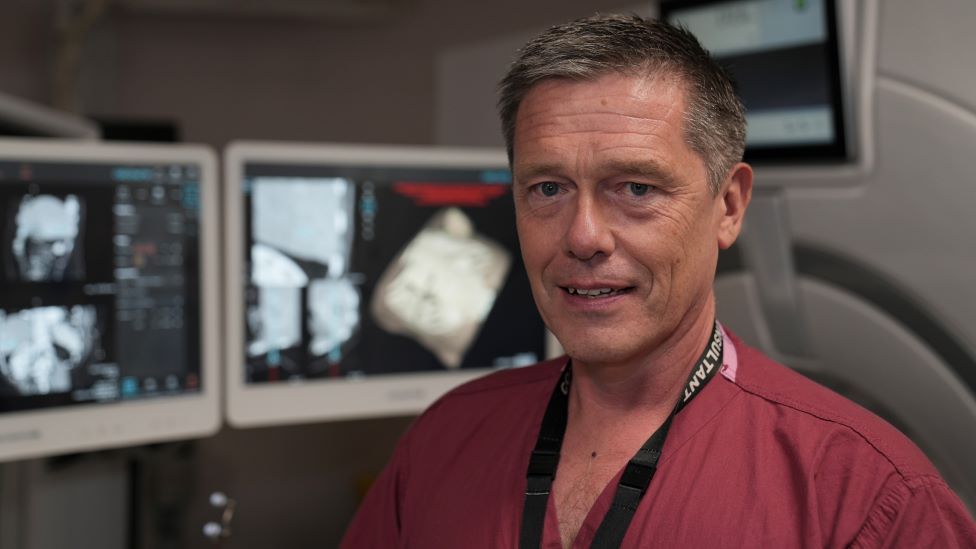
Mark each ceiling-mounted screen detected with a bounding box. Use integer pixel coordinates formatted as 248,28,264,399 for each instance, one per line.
225,142,547,427
0,139,220,462
663,0,849,163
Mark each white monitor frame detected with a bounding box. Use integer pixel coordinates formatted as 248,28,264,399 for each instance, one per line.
0,138,221,462
225,141,539,427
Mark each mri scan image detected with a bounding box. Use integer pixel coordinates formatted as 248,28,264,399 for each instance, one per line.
247,243,306,358
247,178,361,372
11,194,83,282
308,277,361,360
0,305,99,396
251,178,355,277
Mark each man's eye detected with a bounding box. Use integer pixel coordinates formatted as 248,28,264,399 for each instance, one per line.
537,182,560,197
628,183,651,196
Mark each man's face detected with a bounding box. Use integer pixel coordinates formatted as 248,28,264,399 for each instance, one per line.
512,72,742,366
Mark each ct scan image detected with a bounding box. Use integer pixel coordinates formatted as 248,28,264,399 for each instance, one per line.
246,177,361,380
0,305,101,396
5,193,86,282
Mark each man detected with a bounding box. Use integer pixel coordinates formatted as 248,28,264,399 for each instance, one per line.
342,15,976,548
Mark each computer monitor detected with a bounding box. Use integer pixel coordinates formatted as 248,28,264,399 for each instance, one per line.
662,0,850,163
224,142,547,427
0,139,220,462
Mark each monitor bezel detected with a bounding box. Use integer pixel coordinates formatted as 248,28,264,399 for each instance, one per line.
660,0,851,165
0,138,221,462
224,141,531,428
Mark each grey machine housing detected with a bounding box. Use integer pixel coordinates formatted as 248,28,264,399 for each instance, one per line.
714,0,976,512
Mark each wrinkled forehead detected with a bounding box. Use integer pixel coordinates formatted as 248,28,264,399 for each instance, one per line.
514,67,694,138
512,70,695,154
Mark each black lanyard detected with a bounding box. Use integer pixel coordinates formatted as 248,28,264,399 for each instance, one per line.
519,322,724,549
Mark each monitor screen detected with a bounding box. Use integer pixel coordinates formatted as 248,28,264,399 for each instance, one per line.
225,142,547,426
0,139,220,462
663,0,848,163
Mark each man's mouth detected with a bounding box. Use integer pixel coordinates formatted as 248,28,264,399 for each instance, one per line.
563,286,632,298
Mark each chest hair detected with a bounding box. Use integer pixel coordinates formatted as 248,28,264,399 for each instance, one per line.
552,448,633,548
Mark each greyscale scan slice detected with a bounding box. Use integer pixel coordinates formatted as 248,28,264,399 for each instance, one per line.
12,194,83,282
247,243,306,358
248,177,361,365
251,177,355,276
308,277,360,360
0,305,99,396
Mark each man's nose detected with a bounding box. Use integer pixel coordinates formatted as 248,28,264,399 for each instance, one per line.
564,194,615,261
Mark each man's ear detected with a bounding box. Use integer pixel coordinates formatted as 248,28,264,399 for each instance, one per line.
717,162,753,250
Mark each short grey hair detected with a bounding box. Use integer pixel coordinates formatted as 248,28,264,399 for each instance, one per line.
498,14,746,194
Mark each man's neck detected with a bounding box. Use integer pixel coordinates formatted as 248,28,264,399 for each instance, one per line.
567,301,717,429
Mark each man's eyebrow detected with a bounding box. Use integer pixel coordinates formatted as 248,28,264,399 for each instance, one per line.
513,159,678,186
512,163,563,184
600,159,676,185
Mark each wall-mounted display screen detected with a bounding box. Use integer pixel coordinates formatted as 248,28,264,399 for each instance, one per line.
663,0,849,163
225,143,546,426
0,139,220,462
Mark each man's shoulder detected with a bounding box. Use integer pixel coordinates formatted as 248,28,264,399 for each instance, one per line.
726,332,940,480
440,356,566,400
407,357,564,432
718,333,976,545
396,358,564,467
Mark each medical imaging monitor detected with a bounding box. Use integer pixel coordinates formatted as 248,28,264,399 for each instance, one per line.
0,139,220,462
663,0,850,163
225,142,547,426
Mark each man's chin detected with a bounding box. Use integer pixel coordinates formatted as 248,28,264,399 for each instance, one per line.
553,322,671,368
560,340,644,368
